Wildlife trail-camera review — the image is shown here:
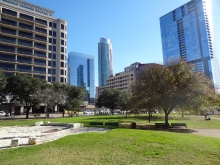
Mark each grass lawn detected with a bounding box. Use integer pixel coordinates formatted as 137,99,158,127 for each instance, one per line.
0,115,220,164
0,129,220,165
0,114,220,129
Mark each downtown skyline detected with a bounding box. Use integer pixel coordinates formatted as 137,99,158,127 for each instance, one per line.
8,0,220,86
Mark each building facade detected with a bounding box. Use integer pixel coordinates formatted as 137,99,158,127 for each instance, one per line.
0,0,67,83
160,0,220,90
67,52,95,104
96,63,155,98
98,37,113,86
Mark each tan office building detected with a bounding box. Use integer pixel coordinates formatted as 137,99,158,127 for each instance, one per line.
0,0,67,83
96,62,155,98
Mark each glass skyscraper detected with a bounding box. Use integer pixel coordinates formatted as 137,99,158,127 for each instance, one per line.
67,52,95,104
98,37,113,86
160,0,220,90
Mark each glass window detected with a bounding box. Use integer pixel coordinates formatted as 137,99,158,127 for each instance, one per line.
53,61,56,67
52,69,56,75
61,47,64,52
53,31,56,37
61,32,64,38
48,61,51,66
61,62,64,67
60,69,64,75
49,38,52,43
48,68,51,74
61,40,64,45
49,45,52,51
53,54,56,59
48,53,52,58
53,46,56,52
49,22,52,27
60,77,64,83
48,76,51,82
61,54,64,60
49,30,52,36
53,38,56,44
52,77,56,82
61,24,64,30
53,23,56,28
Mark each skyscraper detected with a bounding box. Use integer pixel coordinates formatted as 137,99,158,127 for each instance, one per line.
67,52,95,104
98,37,113,86
0,0,67,83
160,0,220,90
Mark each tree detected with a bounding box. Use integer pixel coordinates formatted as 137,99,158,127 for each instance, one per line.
132,59,217,126
6,74,42,119
96,88,122,115
65,85,85,116
0,72,7,103
118,91,131,118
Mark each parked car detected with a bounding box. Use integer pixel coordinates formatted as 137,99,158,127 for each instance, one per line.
0,110,6,117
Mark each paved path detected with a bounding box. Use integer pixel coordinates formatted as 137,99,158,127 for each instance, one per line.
0,126,109,149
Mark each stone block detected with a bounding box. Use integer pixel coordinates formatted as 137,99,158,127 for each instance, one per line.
28,137,36,145
68,123,84,129
34,121,43,126
46,121,50,124
11,138,20,147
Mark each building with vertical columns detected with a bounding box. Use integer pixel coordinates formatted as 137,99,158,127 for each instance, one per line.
160,0,220,91
67,52,95,104
98,37,113,86
0,0,67,83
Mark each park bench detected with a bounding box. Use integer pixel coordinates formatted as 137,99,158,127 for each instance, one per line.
105,122,119,126
90,122,103,126
155,123,169,127
171,123,187,128
33,114,41,118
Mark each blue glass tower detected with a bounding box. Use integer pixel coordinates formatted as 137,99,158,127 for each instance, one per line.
67,52,95,104
98,37,113,86
160,0,220,90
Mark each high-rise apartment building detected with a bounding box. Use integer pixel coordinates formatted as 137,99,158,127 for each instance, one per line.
98,37,113,86
160,0,220,90
67,52,95,104
0,0,67,83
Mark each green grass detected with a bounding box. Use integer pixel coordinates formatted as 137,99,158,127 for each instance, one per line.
1,114,220,129
0,129,220,165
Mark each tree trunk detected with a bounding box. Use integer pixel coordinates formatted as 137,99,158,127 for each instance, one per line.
148,109,151,122
150,110,153,118
182,109,184,117
164,111,169,127
25,106,31,119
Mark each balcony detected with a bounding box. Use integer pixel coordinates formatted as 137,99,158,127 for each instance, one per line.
18,42,33,47
0,57,16,62
17,59,33,64
1,29,16,35
16,69,32,73
20,15,34,22
35,29,47,35
0,38,16,44
17,51,32,56
0,21,17,27
2,10,17,17
19,25,33,31
33,70,46,74
34,45,46,50
34,62,46,66
0,48,15,53
35,19,47,27
0,67,15,71
34,37,47,43
18,33,33,39
34,54,46,58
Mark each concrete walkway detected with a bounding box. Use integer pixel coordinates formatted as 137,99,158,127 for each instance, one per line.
0,126,109,149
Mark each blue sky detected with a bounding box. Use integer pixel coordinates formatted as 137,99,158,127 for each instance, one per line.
27,0,220,86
